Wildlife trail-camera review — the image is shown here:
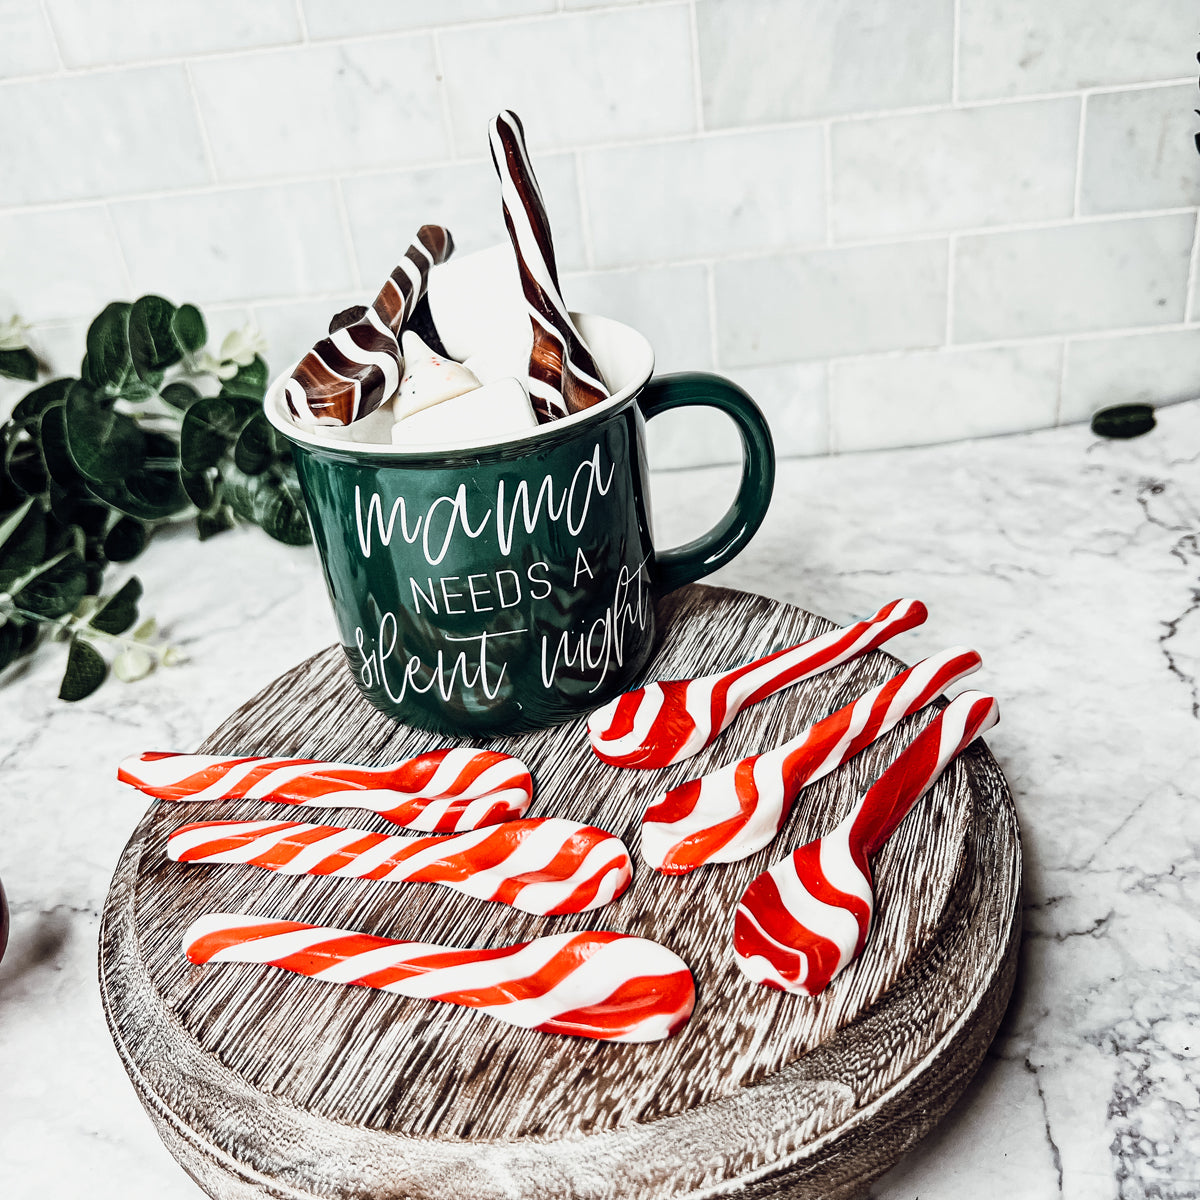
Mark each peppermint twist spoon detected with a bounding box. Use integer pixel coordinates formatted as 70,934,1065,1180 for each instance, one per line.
733,690,999,997
588,598,927,770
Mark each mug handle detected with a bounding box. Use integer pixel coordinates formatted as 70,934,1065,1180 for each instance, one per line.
639,371,775,593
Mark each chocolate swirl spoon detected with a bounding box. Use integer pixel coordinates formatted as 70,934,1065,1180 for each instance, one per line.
284,223,455,426
589,598,928,770
489,109,608,421
732,690,999,996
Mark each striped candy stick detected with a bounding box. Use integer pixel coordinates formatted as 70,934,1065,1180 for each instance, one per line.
488,110,608,422
588,598,928,770
285,224,455,426
639,646,982,875
183,915,695,1043
118,747,532,833
168,817,632,916
733,690,999,996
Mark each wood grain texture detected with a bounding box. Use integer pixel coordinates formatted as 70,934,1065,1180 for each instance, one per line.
100,584,1022,1199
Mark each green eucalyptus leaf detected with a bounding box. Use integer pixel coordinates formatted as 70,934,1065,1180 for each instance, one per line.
85,302,133,392
0,347,39,382
11,377,71,425
4,429,49,498
128,294,181,380
219,355,268,401
161,380,201,411
49,491,110,537
0,498,46,591
223,466,309,546
180,395,256,471
196,505,236,540
232,411,279,476
1091,403,1156,440
58,637,107,701
117,374,162,402
180,467,215,510
64,381,147,483
88,458,188,522
170,303,206,356
103,516,148,562
38,405,85,491
12,549,88,618
0,617,37,673
89,576,142,635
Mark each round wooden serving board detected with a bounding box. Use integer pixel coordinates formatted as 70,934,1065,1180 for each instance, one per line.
100,584,1022,1200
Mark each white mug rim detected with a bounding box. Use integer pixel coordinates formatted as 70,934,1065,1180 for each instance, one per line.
263,312,655,457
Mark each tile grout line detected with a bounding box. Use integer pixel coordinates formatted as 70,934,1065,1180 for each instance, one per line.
1071,94,1087,218
822,122,834,245
951,0,961,104
944,236,957,343
292,0,309,41
1184,212,1200,324
0,0,690,81
101,203,135,297
4,183,1194,247
34,0,66,71
686,0,705,132
573,151,596,270
332,178,363,290
183,62,220,184
705,261,720,368
823,359,836,454
430,31,457,160
20,310,1200,361
1054,339,1068,426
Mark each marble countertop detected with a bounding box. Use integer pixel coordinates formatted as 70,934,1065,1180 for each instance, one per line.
2,400,1197,1200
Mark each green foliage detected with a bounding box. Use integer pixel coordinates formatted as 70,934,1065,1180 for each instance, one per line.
1090,403,1156,440
0,294,308,699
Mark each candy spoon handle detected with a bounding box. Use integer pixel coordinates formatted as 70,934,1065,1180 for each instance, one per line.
844,690,1000,860
640,645,982,874
167,817,633,916
588,597,928,770
183,914,695,1043
723,598,928,712
118,747,532,833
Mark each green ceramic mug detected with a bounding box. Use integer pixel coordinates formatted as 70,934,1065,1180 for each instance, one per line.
265,314,774,736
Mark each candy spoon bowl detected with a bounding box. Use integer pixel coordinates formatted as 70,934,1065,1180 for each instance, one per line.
732,690,999,997
588,598,928,770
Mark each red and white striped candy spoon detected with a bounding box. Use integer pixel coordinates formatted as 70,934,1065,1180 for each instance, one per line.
183,914,695,1043
640,646,982,875
732,690,999,996
118,747,532,833
588,598,928,769
168,817,632,916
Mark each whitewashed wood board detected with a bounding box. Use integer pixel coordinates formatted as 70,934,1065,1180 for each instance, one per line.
100,583,1022,1199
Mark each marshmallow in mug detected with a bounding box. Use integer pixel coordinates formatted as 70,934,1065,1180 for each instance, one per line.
391,377,537,447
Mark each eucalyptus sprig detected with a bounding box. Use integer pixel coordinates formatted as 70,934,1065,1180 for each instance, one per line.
0,296,309,700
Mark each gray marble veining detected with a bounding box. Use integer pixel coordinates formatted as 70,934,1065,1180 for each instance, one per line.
2,403,1198,1198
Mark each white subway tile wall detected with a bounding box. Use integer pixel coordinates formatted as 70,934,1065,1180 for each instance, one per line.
0,0,1196,463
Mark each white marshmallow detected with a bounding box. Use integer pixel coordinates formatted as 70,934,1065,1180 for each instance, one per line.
391,377,538,448
424,244,531,379
396,330,482,420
